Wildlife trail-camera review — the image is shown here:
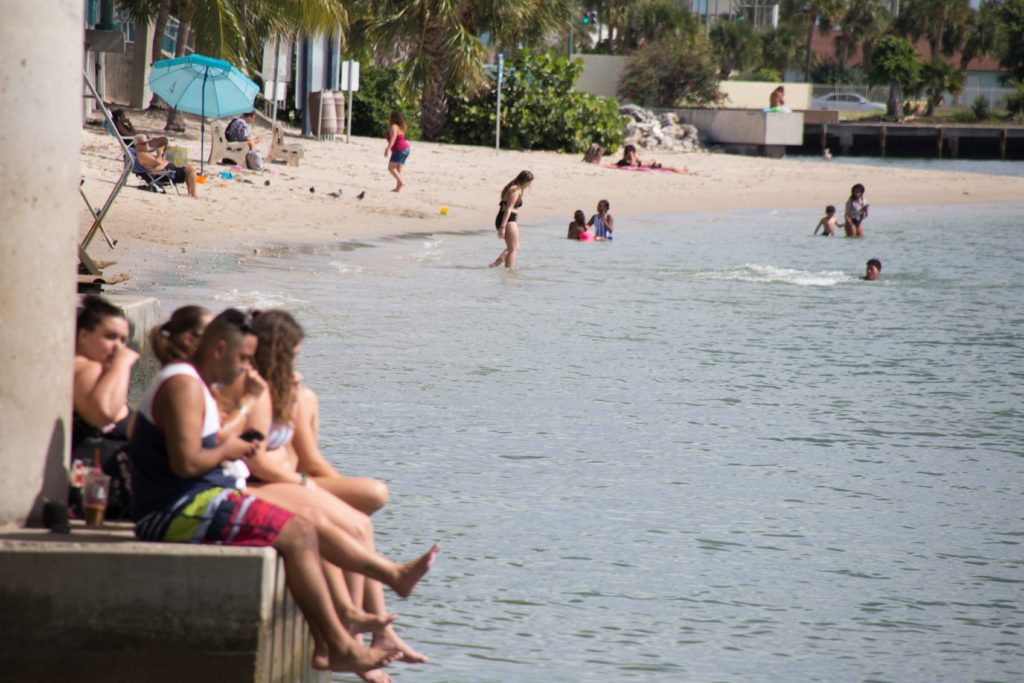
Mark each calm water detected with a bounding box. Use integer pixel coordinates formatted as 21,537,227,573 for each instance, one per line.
137,201,1024,683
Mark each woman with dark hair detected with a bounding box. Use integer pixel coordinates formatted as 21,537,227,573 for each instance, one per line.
72,295,139,519
148,305,211,365
491,170,534,268
384,111,410,192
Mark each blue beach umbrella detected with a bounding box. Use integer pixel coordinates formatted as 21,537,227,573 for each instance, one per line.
149,54,260,173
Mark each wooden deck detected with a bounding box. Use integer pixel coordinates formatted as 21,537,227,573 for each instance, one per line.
802,122,1024,160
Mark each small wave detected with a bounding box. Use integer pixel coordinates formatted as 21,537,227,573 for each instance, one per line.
703,263,852,286
329,261,364,275
212,289,307,307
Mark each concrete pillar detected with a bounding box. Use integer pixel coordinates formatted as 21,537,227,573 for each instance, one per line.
0,0,83,527
129,19,154,109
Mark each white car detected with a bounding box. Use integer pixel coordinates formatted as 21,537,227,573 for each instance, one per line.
810,93,887,113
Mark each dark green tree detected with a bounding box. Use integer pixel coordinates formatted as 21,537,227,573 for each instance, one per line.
618,35,721,107
868,34,922,118
444,51,624,153
916,59,964,115
781,0,849,79
996,0,1024,81
759,24,804,76
709,19,761,78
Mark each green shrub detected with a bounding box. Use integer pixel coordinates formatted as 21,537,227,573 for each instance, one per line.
1005,82,1024,121
444,50,625,154
950,110,977,123
746,67,783,83
349,65,421,140
971,95,990,120
618,36,720,107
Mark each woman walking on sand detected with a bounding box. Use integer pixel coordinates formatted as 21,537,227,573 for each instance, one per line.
384,111,411,192
491,170,533,268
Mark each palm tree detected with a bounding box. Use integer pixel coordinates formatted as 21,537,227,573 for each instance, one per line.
760,23,804,76
354,0,576,141
943,0,1000,73
781,0,849,80
834,0,890,71
896,0,970,60
709,19,760,79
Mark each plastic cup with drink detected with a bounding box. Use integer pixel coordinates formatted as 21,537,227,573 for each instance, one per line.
83,471,111,526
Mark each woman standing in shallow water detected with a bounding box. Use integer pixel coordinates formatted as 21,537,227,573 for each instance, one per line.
491,170,533,268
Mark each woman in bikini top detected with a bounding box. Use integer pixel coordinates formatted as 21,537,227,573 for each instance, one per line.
495,196,523,230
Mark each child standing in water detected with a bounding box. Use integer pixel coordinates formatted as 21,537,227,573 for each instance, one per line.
813,205,838,236
568,210,592,241
844,183,868,238
589,200,614,241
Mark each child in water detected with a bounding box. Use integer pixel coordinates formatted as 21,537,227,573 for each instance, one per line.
813,205,838,236
568,210,593,241
844,183,869,238
589,200,614,241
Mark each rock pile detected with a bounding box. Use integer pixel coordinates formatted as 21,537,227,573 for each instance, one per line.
620,104,702,153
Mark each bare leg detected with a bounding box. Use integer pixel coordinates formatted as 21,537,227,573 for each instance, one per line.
248,483,439,598
184,164,198,198
388,163,404,192
366,576,430,664
503,222,520,269
323,560,395,634
272,516,398,673
314,476,389,516
489,249,508,268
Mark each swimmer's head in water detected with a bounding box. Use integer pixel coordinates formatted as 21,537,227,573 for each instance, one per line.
574,210,586,225
865,258,882,281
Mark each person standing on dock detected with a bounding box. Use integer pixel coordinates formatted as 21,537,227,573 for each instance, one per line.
844,183,869,238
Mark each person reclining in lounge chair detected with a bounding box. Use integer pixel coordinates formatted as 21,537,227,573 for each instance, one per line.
133,133,198,198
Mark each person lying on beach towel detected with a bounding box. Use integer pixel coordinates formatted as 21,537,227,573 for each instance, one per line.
609,144,693,175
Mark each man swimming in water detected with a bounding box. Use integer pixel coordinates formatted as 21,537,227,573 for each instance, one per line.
864,258,882,281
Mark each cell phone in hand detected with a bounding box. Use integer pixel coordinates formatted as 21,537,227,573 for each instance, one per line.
239,429,264,443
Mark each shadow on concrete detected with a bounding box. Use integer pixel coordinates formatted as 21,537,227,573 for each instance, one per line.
25,417,69,528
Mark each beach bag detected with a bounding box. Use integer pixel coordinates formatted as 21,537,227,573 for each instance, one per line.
166,145,188,167
246,149,265,171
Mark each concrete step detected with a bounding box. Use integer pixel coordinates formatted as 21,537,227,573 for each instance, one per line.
0,522,326,683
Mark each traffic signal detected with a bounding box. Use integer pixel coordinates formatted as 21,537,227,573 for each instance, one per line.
581,10,597,24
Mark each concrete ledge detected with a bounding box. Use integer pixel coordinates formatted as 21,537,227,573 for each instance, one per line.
0,523,324,683
669,109,804,157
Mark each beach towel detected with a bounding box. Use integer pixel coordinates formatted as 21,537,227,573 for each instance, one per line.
603,163,675,174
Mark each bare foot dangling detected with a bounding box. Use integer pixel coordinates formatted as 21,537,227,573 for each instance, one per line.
325,643,400,674
373,625,429,664
390,543,440,598
346,609,397,636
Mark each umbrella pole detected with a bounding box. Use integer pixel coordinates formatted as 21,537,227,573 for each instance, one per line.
200,69,209,175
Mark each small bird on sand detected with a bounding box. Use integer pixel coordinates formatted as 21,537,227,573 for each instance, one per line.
328,190,342,199
356,190,366,200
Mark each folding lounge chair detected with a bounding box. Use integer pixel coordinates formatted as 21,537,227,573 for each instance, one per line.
209,120,249,166
128,147,180,194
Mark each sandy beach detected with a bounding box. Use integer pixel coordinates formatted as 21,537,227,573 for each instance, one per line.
79,111,1024,264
